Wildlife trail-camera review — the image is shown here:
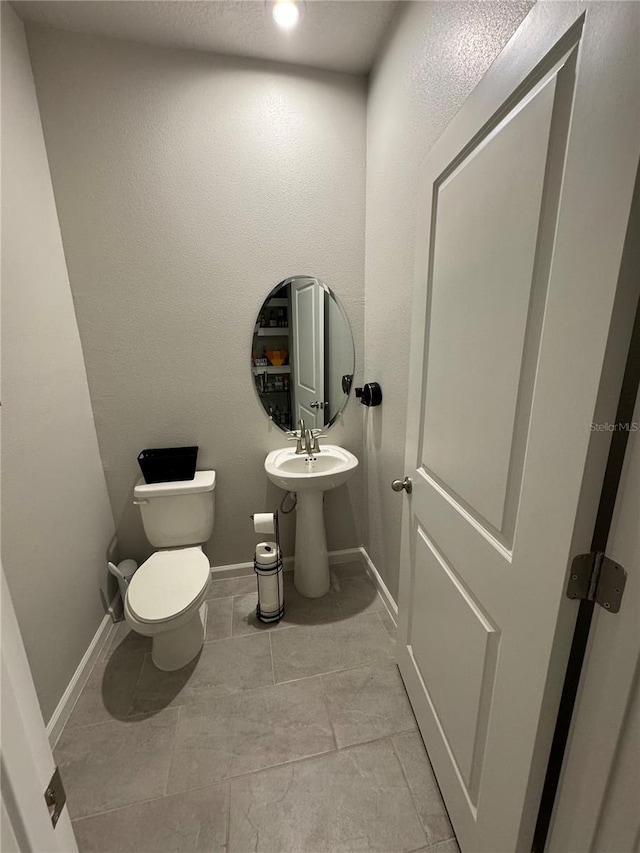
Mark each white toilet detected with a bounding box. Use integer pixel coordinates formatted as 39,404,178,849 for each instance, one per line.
124,471,216,671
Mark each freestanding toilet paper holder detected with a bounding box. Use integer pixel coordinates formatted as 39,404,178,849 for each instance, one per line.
250,511,284,624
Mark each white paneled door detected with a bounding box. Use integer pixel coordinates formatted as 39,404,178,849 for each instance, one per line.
397,4,640,853
1,568,78,852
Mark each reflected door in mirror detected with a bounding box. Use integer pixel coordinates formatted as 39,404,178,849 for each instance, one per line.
251,276,354,432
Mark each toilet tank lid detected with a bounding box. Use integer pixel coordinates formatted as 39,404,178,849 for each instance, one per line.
134,470,216,499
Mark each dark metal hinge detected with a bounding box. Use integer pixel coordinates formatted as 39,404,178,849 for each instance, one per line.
44,766,67,828
566,552,627,613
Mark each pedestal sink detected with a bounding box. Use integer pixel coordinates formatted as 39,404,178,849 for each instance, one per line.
265,445,359,598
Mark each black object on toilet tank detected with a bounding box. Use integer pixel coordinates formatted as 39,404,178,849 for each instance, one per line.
355,382,382,407
137,446,198,483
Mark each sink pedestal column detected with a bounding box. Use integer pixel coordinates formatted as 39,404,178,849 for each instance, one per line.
294,490,330,598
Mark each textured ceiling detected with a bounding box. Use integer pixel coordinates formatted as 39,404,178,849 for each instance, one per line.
12,0,399,74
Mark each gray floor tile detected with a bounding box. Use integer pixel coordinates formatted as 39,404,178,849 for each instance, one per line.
55,708,180,819
333,573,384,617
205,596,233,642
392,731,454,846
167,677,335,793
66,653,145,729
232,587,342,636
271,612,395,683
206,574,256,599
103,621,152,662
330,560,368,580
322,664,416,747
378,607,398,639
72,783,228,852
129,633,273,714
228,739,427,853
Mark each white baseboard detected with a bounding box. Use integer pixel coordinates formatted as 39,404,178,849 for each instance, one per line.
46,605,116,748
107,590,123,621
209,555,294,580
327,547,363,566
357,546,398,623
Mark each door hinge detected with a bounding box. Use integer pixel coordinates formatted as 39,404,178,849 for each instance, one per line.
44,766,67,828
566,552,627,613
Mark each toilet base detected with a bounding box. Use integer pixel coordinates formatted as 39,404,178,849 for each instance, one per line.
151,601,207,671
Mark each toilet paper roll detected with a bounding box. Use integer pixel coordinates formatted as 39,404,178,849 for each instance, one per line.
257,571,284,616
255,542,279,566
253,512,275,534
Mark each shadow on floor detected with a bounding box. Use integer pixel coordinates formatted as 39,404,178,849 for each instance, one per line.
99,629,200,721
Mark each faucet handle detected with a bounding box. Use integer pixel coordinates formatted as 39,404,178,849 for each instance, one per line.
286,430,304,454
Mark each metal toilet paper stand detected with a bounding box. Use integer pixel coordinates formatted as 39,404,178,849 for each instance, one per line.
250,511,285,624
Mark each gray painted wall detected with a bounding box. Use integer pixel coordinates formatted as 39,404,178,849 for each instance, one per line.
1,4,117,723
364,1,533,600
26,26,366,568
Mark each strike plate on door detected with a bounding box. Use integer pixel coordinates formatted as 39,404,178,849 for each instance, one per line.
44,766,67,828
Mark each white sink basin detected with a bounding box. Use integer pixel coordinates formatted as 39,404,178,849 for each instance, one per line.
264,444,359,599
265,444,358,493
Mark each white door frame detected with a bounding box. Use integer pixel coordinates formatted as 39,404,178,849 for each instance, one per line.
546,175,640,851
548,389,640,853
1,567,78,852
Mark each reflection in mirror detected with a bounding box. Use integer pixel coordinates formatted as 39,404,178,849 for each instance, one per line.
251,276,354,432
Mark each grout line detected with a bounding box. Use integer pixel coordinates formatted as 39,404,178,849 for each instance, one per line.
202,596,234,644
268,631,276,685
423,836,458,851
273,657,399,688
61,701,182,735
71,732,421,824
390,733,431,845
71,774,225,824
227,596,234,639
215,607,385,644
67,658,401,735
389,730,457,850
218,733,413,784
62,641,398,735
318,672,339,752
225,778,232,853
163,705,182,797
126,651,150,717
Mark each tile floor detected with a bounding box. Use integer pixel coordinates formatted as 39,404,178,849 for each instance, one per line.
57,562,459,853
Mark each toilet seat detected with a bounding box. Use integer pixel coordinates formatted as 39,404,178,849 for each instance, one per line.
127,547,210,624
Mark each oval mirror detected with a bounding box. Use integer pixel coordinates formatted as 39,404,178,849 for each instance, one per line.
251,276,354,432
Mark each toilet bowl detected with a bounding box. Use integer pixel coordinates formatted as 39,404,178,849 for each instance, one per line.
125,547,210,671
124,470,216,670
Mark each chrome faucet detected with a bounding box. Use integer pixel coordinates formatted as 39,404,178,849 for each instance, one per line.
287,418,306,455
298,418,313,456
303,428,313,456
287,418,322,458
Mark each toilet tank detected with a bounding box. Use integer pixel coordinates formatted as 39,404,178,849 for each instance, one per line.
134,471,216,548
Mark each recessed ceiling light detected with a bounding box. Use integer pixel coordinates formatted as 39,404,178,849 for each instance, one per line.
272,1,300,30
